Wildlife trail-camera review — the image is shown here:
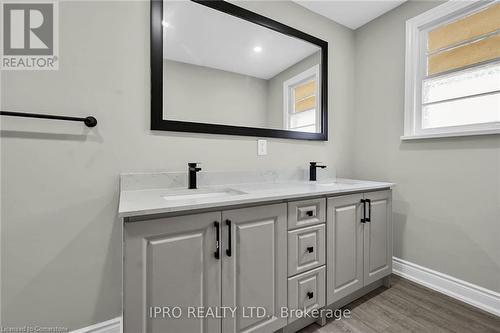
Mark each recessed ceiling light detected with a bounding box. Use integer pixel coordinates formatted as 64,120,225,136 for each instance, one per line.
162,20,170,28
253,46,262,53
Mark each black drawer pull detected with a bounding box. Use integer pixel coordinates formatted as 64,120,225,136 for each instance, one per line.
214,221,220,259
306,210,314,217
307,246,314,253
226,219,232,257
360,199,366,223
307,291,314,299
366,199,371,222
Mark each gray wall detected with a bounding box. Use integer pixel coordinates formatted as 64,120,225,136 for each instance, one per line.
0,0,356,329
266,51,321,129
164,60,269,128
353,0,500,292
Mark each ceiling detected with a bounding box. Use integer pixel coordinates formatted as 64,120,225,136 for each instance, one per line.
163,1,320,80
293,1,407,29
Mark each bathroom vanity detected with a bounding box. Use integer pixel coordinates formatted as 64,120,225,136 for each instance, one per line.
119,172,394,333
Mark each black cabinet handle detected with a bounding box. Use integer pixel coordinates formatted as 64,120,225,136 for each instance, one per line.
307,291,314,299
306,210,314,217
214,221,220,259
360,199,366,223
307,246,314,253
366,199,371,222
226,219,232,257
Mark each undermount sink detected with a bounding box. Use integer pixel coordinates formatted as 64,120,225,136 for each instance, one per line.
315,179,359,186
162,188,246,202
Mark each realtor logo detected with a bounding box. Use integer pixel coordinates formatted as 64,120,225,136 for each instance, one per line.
1,1,59,70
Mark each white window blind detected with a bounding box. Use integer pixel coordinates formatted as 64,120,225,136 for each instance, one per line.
291,79,316,132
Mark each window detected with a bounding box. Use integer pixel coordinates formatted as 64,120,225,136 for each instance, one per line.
403,1,500,139
283,65,320,133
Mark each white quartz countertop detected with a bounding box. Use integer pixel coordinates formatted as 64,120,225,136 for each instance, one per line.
119,177,395,218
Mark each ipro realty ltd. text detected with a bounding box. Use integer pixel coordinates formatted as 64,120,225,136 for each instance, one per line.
149,306,351,320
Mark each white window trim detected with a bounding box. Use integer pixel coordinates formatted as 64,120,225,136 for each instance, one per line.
283,65,321,132
402,0,500,140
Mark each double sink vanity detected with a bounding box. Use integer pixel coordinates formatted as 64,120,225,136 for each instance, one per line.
119,166,394,333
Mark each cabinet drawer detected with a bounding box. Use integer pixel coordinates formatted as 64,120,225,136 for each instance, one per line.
287,198,326,230
287,266,325,323
288,224,325,276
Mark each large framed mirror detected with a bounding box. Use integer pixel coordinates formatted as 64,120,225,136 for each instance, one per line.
151,0,328,140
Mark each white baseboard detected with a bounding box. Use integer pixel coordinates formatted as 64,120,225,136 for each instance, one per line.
70,317,121,333
392,257,500,317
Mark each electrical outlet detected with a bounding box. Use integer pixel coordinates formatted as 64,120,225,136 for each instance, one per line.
257,139,267,156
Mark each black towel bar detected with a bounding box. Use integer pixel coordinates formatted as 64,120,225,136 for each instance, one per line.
0,111,97,127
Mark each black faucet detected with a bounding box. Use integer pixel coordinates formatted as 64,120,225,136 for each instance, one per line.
188,163,202,189
309,162,326,181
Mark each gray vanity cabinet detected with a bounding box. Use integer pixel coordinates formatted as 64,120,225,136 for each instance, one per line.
123,188,392,333
221,203,287,333
326,190,392,305
124,204,287,333
326,194,364,304
363,190,392,285
124,212,222,333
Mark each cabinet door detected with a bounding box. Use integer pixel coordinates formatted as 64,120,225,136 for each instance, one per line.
364,190,392,285
221,204,287,333
124,212,221,333
326,194,364,304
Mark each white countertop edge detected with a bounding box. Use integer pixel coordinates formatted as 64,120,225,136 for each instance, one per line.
119,180,395,219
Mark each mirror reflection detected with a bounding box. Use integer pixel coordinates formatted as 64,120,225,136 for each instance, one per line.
162,1,322,133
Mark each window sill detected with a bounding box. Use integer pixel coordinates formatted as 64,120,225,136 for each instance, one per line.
401,128,500,140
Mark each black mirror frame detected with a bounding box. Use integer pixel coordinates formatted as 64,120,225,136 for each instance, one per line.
151,0,328,141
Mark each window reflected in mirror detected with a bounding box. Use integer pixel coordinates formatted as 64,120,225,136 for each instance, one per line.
284,65,320,132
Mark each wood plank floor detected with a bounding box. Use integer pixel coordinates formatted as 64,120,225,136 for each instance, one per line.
298,275,500,333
